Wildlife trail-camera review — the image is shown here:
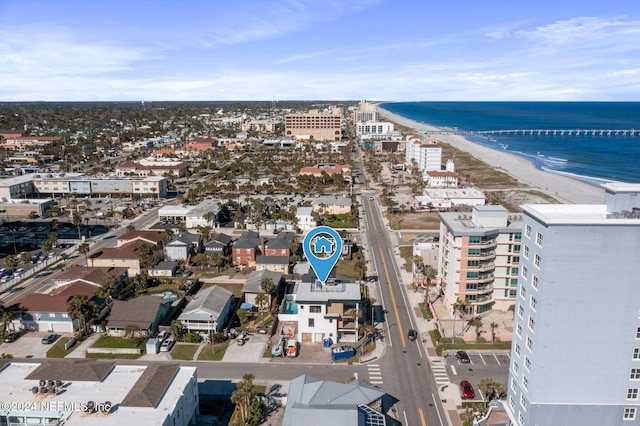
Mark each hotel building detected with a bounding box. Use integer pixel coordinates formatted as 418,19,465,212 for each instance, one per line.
285,109,342,141
405,139,442,171
505,183,640,425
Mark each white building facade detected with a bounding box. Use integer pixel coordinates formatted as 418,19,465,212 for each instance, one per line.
505,183,640,426
405,140,442,171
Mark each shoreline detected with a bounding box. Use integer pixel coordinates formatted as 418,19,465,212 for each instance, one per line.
377,106,606,205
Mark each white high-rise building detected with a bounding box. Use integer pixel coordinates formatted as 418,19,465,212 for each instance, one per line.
405,139,442,171
505,183,640,425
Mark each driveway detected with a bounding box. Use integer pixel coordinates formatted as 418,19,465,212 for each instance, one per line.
222,332,269,363
0,332,65,358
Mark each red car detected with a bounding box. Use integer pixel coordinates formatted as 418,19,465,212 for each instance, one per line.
460,380,475,399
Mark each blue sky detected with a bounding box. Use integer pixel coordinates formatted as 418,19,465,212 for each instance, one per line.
2,0,640,101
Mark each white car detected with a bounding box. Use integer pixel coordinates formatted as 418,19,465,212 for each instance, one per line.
160,338,175,352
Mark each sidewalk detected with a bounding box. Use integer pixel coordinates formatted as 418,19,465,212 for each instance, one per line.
65,333,101,358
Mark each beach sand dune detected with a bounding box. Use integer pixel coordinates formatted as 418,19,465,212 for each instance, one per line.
378,107,605,205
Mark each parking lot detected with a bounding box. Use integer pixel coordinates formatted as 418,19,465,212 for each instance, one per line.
0,331,67,359
445,350,511,401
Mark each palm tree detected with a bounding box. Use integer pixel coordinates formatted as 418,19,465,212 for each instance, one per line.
72,213,82,240
19,252,31,265
470,318,483,343
354,258,367,284
0,302,15,339
260,277,275,308
254,294,268,325
60,253,69,270
5,255,18,271
78,242,90,266
170,319,183,340
98,276,118,300
67,294,88,332
50,218,60,232
424,265,437,286
453,298,469,339
490,322,499,343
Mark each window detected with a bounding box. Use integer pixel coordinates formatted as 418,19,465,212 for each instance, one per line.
521,266,528,279
631,369,640,380
512,268,519,276
518,305,524,318
528,317,535,332
309,306,321,313
308,318,315,327
534,254,542,268
523,245,529,258
511,378,518,392
512,361,519,375
535,232,543,247
530,296,537,311
520,285,527,300
627,389,638,400
624,408,636,420
524,356,531,371
467,272,479,279
520,393,528,410
636,327,640,339
517,324,522,337
515,343,521,356
512,256,520,264
522,376,529,390
526,336,533,352
519,412,525,425
509,396,516,410
532,275,539,290
634,348,640,359
469,236,481,244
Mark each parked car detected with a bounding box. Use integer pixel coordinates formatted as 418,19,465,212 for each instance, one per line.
407,329,417,341
456,350,471,363
3,331,22,343
460,380,475,399
41,333,58,344
271,337,284,357
157,331,168,342
160,338,175,352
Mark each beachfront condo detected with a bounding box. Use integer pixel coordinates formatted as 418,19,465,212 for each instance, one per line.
504,183,640,426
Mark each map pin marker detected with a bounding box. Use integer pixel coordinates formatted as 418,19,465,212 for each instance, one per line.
302,226,343,284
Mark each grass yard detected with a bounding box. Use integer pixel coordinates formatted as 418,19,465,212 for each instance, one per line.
201,282,245,298
46,337,75,358
170,343,199,361
92,336,146,350
388,212,441,230
85,353,142,359
197,340,231,361
399,246,413,273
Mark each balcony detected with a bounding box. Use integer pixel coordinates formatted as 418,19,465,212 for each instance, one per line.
466,261,495,272
478,251,496,260
469,239,497,249
466,284,493,294
472,295,493,304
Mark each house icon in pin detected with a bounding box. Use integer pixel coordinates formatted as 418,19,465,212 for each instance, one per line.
313,236,334,255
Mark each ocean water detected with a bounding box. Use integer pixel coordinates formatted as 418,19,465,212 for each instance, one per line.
380,102,640,184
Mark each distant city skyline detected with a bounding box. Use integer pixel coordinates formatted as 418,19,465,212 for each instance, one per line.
2,0,640,102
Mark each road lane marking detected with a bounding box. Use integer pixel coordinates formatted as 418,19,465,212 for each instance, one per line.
493,353,501,365
450,365,458,376
379,247,406,348
432,393,444,426
419,407,426,426
479,353,486,365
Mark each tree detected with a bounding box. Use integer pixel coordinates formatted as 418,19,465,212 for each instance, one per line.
254,294,268,325
60,253,69,270
72,214,82,240
126,224,135,231
453,298,470,339
260,277,275,308
138,243,157,270
170,319,183,340
4,255,18,271
19,252,31,265
50,218,60,232
78,242,90,266
470,318,483,343
353,258,367,283
231,374,257,425
490,322,499,343
0,303,14,339
67,294,89,332
424,264,437,286
98,276,119,300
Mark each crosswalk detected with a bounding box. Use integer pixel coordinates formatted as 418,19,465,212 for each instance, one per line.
367,364,384,385
430,359,450,387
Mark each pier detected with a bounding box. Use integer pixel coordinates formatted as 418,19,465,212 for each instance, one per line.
473,129,640,137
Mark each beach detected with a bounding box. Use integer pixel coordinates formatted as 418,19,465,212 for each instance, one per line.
378,106,606,205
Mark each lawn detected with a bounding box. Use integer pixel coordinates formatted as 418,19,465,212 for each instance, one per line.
46,337,75,358
197,340,231,361
201,282,245,298
85,353,142,359
171,343,200,361
399,246,413,273
92,336,146,350
334,259,360,279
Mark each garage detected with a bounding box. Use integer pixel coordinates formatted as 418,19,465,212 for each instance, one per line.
301,333,312,342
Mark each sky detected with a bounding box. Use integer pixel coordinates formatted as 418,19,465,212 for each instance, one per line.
2,0,640,101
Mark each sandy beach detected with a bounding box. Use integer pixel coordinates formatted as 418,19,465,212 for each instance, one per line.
378,106,606,205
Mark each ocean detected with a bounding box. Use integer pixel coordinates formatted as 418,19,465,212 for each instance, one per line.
379,102,640,184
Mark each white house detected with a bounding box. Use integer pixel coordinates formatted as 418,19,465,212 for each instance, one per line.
296,206,318,231
424,170,458,187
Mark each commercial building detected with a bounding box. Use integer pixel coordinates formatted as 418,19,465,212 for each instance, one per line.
438,206,523,319
285,108,342,141
504,183,640,426
405,139,442,172
0,360,198,426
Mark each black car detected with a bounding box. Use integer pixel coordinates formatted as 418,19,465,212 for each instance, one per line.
456,350,471,363
407,329,418,341
3,331,22,343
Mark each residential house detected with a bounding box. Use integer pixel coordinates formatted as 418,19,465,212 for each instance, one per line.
424,170,458,187
204,233,232,256
263,232,294,257
337,230,354,258
88,240,154,276
165,232,201,261
312,195,352,215
296,206,318,232
280,275,361,344
298,163,352,183
106,295,172,336
232,231,261,267
52,265,128,289
14,281,107,333
148,260,179,277
283,374,397,426
255,255,290,274
116,230,163,248
178,286,235,339
241,269,284,308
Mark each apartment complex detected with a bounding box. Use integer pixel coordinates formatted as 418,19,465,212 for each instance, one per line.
405,139,442,171
505,183,640,426
438,206,523,317
285,108,342,141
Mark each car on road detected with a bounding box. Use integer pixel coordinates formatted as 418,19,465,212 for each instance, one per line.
160,338,175,352
407,329,417,341
456,350,471,363
460,380,475,399
41,333,58,344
